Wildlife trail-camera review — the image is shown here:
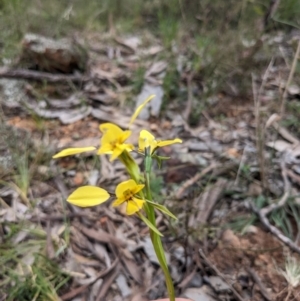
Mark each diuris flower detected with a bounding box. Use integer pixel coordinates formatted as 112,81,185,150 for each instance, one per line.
52,123,133,161
139,130,182,155
98,123,134,161
66,179,146,214
112,179,145,215
52,95,155,160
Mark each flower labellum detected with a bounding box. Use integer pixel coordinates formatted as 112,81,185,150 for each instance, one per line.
112,179,145,215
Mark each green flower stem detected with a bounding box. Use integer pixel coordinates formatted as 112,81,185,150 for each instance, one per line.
144,155,175,301
119,151,140,182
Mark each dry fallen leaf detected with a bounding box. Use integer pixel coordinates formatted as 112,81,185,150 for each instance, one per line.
78,224,126,248
121,254,142,284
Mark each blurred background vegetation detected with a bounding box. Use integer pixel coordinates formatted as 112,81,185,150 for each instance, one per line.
0,0,299,87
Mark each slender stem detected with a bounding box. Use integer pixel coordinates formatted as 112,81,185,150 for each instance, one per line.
119,151,140,182
144,156,175,301
119,150,175,300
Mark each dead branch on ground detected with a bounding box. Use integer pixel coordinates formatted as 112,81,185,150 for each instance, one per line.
199,249,246,301
250,162,300,254
246,267,272,301
0,67,87,83
280,39,300,116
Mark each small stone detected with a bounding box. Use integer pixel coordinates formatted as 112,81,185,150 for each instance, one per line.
189,272,203,287
244,225,258,234
206,276,231,293
115,274,131,298
73,172,84,186
88,170,99,186
37,165,49,176
221,229,240,248
183,286,217,301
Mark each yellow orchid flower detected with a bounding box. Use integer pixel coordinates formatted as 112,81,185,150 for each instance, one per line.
97,123,134,161
139,129,182,154
52,123,133,161
112,179,145,215
53,95,155,160
67,186,110,207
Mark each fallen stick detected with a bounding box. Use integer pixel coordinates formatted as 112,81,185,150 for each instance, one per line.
246,267,271,301
199,249,246,301
260,162,290,216
250,202,300,254
0,67,87,83
249,162,300,253
30,212,96,222
176,163,218,199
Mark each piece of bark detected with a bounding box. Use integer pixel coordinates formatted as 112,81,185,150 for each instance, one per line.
189,178,227,227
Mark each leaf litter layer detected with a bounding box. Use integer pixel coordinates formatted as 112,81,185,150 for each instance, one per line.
1,1,300,300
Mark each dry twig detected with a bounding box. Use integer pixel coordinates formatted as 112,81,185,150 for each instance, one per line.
280,39,300,116
260,162,290,216
194,178,227,223
251,203,300,254
176,163,218,199
183,73,194,121
246,267,272,301
30,212,96,222
0,67,86,83
250,162,300,253
199,249,246,301
272,121,300,145
252,59,273,191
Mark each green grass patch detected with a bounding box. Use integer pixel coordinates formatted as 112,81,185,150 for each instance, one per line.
0,223,70,300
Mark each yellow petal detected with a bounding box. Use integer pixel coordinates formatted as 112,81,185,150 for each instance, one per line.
124,143,134,152
130,95,155,125
99,123,123,135
110,146,125,161
121,130,132,143
132,184,145,195
100,123,124,144
157,138,182,148
126,197,145,215
138,129,157,153
67,186,110,207
101,127,132,149
112,197,126,207
115,179,138,198
110,143,134,161
53,147,96,158
97,143,113,154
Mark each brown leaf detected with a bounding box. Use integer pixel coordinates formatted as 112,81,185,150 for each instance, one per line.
96,263,120,301
131,292,149,301
77,224,126,248
46,221,55,259
60,285,89,301
121,254,142,284
197,178,227,223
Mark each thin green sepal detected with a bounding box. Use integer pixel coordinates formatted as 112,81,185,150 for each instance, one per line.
137,212,163,237
145,200,177,220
